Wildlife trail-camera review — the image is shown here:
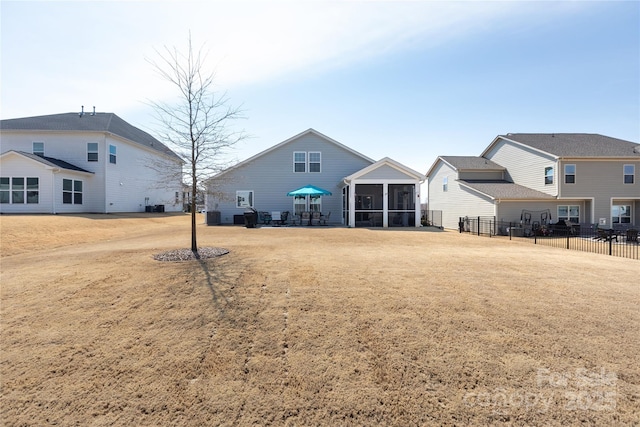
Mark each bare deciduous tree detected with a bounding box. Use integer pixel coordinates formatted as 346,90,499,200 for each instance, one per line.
148,35,246,257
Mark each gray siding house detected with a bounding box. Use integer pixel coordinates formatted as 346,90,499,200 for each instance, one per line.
206,129,424,227
427,133,640,231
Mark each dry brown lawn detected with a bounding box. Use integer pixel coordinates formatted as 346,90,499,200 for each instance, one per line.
1,213,638,426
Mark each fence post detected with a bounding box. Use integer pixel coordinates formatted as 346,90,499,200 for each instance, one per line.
567,233,570,250
609,237,613,256
477,216,481,236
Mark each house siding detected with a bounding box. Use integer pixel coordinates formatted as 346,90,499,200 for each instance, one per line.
557,159,640,227
0,130,183,213
484,138,557,195
0,154,54,213
458,171,504,180
428,161,495,229
208,132,373,224
358,164,413,180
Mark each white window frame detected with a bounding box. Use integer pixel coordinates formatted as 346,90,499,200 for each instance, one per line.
564,164,576,184
544,166,554,185
0,177,39,204
442,176,448,192
109,144,117,164
33,142,44,156
293,152,306,173
62,179,83,204
87,143,99,162
558,205,579,223
623,164,635,184
309,151,321,173
236,190,254,208
612,205,632,224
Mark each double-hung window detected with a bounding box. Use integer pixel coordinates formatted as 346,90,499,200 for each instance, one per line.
623,165,635,184
294,152,306,173
309,152,321,173
442,176,448,192
293,151,322,173
109,145,117,164
544,167,554,185
564,164,576,184
87,143,99,162
63,179,83,204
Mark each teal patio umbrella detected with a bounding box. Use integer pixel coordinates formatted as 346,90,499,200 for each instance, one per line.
287,184,332,197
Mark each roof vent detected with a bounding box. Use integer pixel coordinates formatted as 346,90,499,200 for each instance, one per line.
634,145,640,154
79,105,84,117
91,106,96,116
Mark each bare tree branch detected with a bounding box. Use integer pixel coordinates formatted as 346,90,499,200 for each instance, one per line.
146,33,247,255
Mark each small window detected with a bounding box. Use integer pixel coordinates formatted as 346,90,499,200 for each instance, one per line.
87,143,99,162
33,142,44,156
0,177,9,203
442,176,448,192
236,190,254,208
564,164,576,184
294,152,306,173
309,152,321,173
63,179,83,204
109,145,117,164
623,164,635,184
544,166,554,185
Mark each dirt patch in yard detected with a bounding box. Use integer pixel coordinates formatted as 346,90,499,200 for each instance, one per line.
1,213,638,426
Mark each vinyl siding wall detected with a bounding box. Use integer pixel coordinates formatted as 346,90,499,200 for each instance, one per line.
427,161,495,230
0,131,183,213
207,133,373,224
484,139,557,195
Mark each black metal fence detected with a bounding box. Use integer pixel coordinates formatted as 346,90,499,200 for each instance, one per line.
459,216,639,260
422,210,443,228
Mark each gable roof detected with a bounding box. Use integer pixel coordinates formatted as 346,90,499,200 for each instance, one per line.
425,155,505,178
458,179,555,200
0,112,182,161
1,150,93,174
212,128,375,179
344,157,424,182
484,133,640,158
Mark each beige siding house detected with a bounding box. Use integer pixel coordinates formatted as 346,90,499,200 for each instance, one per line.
427,133,640,231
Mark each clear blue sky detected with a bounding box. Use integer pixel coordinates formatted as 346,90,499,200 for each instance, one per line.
2,1,638,181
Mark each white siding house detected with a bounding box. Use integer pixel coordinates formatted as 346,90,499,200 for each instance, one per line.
427,133,640,231
206,129,425,227
0,112,183,214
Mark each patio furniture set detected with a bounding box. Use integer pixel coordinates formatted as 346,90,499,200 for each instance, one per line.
258,211,331,226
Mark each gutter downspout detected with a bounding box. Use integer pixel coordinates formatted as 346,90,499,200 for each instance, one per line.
52,168,59,214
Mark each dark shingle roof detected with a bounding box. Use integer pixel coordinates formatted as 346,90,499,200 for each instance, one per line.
1,113,182,161
459,180,555,200
8,151,93,173
441,156,505,170
500,133,640,158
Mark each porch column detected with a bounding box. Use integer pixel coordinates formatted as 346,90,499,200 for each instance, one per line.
349,181,356,228
414,182,421,227
383,182,389,227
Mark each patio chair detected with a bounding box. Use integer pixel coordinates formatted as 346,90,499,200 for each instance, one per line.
281,211,290,225
301,211,311,226
627,229,638,244
319,211,331,226
311,211,321,226
271,211,282,226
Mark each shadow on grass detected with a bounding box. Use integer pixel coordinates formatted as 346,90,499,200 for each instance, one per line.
195,255,241,317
